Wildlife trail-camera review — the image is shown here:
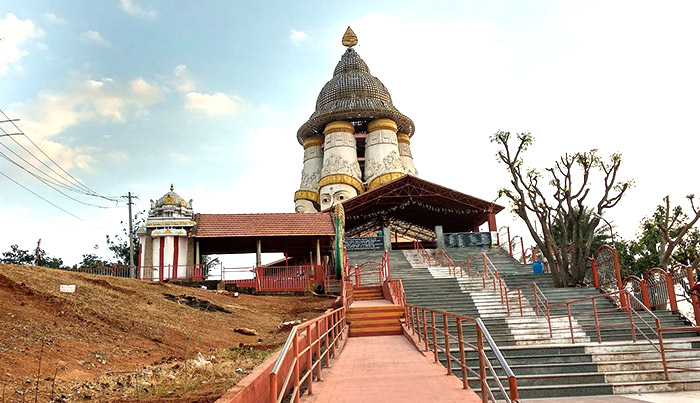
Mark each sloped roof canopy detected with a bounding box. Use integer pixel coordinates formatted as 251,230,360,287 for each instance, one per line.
194,213,335,255
337,175,504,240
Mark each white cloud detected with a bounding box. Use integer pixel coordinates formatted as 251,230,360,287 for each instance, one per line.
173,65,243,116
289,29,309,45
119,0,157,20
7,76,163,169
43,12,67,25
0,13,42,74
185,92,242,115
173,64,196,92
130,78,162,104
81,30,112,47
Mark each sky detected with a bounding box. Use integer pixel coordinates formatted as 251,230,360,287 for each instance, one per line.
1,0,700,267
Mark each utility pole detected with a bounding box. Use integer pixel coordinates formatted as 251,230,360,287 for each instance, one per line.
35,238,41,266
121,192,139,278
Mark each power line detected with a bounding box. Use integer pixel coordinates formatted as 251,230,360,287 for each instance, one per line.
0,150,121,208
0,168,87,222
0,108,118,202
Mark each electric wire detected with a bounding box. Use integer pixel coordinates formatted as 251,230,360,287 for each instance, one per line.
0,168,87,222
0,108,118,201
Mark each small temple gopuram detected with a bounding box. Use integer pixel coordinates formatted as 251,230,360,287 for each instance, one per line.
137,27,503,280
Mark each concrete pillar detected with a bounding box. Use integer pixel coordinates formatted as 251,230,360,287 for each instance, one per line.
435,225,445,250
195,241,200,266
383,227,392,251
397,133,417,175
295,136,324,213
365,119,406,191
316,238,321,265
318,121,363,210
256,239,262,267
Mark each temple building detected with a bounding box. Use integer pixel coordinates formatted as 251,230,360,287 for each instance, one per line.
136,185,196,280
294,27,418,213
137,27,502,282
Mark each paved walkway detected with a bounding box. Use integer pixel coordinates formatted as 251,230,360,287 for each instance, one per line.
299,335,481,403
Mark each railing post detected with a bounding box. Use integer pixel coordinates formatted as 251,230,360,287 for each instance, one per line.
591,258,599,288
477,325,488,403
665,272,678,311
431,311,438,362
443,314,452,375
482,254,488,278
640,280,651,309
270,372,278,403
567,303,575,343
293,332,300,403
307,327,313,395
422,309,429,352
533,284,539,316
355,265,360,288
456,318,468,389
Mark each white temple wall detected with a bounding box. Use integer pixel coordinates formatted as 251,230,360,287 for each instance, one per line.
151,237,161,280
318,121,363,210
365,119,406,191
398,133,417,175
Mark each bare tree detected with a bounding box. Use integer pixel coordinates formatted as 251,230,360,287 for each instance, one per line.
491,131,632,286
656,195,700,270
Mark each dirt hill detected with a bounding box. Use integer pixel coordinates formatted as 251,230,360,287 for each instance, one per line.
0,264,335,402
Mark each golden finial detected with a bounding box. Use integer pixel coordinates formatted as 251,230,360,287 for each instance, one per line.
342,26,357,47
170,184,174,191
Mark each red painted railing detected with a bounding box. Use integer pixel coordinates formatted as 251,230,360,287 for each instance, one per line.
269,306,347,403
405,304,519,403
345,251,390,287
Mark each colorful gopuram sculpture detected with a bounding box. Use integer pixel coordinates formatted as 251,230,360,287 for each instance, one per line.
294,27,418,213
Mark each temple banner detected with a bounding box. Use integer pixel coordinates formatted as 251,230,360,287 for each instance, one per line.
345,237,384,251
444,232,492,248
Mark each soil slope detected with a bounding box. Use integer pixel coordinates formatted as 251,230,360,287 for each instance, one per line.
0,264,335,402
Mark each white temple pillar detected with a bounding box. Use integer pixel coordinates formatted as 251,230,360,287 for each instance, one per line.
365,119,406,191
397,132,417,175
318,121,363,210
294,136,324,213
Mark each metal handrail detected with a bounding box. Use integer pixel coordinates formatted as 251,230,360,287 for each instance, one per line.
405,303,519,402
270,306,347,402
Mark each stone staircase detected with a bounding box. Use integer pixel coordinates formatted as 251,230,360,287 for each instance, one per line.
347,247,700,398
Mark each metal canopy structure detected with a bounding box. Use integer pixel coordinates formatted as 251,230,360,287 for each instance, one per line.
337,175,504,241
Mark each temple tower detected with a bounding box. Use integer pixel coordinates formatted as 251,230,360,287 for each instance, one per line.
294,27,417,212
137,185,196,280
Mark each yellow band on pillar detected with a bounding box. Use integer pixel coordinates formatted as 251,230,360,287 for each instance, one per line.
303,136,324,149
324,121,355,136
294,189,320,204
397,133,411,144
368,172,405,191
318,174,364,194
368,118,397,133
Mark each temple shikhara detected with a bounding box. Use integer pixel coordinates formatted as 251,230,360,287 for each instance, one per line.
131,27,700,402
294,26,417,213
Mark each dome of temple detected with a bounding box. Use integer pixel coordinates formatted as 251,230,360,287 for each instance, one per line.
148,185,194,220
156,185,186,207
296,47,414,144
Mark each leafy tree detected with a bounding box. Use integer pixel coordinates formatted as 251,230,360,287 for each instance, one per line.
1,244,65,268
1,244,34,265
106,210,145,265
79,253,106,269
551,207,612,252
491,131,632,287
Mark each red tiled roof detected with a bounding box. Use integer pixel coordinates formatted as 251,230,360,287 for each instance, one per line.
194,213,335,238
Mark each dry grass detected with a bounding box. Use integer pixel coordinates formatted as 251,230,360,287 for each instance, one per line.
0,264,335,402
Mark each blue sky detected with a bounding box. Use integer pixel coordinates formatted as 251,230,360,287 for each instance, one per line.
2,1,700,266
